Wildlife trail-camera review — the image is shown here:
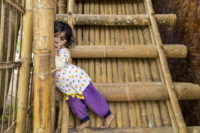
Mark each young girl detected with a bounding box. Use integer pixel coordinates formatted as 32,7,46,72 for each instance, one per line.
54,21,114,132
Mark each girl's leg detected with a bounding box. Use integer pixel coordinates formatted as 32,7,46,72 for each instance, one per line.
83,82,111,118
68,96,89,122
68,96,91,131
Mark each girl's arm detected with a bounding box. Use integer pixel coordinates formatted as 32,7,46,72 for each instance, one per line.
59,48,71,63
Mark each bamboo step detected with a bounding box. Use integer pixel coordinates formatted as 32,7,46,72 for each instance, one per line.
69,45,187,58
55,82,200,101
56,14,176,26
66,126,200,133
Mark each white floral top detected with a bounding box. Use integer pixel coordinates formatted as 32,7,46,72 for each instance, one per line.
55,48,91,100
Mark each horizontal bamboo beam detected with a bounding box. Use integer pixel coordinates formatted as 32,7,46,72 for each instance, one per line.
69,45,187,58
5,0,25,13
68,126,200,133
0,62,21,69
55,82,200,101
56,14,176,26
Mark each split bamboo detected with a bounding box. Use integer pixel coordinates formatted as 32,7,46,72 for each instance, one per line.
33,0,54,132
94,0,103,128
56,14,176,26
106,0,118,128
145,0,187,132
61,97,69,133
15,0,33,132
88,0,96,128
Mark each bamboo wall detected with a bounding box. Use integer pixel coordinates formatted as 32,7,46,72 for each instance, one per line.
65,0,173,129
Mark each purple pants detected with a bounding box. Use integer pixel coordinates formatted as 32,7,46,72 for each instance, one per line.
68,82,110,122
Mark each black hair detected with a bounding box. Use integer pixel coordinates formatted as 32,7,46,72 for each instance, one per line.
54,21,74,48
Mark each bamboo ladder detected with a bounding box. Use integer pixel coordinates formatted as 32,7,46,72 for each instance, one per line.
54,0,191,133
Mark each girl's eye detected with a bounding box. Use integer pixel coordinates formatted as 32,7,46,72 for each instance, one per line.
61,37,65,41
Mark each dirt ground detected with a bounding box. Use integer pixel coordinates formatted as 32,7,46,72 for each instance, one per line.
153,0,200,126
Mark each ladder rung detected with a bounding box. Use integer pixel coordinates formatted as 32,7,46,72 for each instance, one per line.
56,14,176,26
55,82,200,101
69,44,187,58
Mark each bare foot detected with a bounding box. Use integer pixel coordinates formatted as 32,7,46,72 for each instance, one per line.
76,120,91,132
102,113,114,128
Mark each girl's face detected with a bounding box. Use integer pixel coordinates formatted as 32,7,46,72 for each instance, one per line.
54,31,67,49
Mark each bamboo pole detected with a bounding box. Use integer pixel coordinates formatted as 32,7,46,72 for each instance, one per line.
126,1,137,128
94,0,103,128
0,0,5,112
131,1,148,127
61,97,69,133
120,0,130,128
33,0,54,132
56,14,177,26
73,1,82,127
60,0,75,132
107,0,118,128
69,44,187,58
145,0,187,132
88,0,96,128
55,82,200,101
99,0,117,128
15,0,33,132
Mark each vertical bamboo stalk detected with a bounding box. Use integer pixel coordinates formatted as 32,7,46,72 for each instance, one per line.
107,0,117,128
126,0,137,128
15,0,33,132
119,0,130,128
33,0,54,132
136,0,157,128
145,0,187,132
26,69,34,133
61,0,75,132
115,0,123,128
74,1,82,127
132,1,148,128
94,0,103,128
61,98,69,133
0,0,5,113
58,0,67,14
87,0,96,128
104,0,117,128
